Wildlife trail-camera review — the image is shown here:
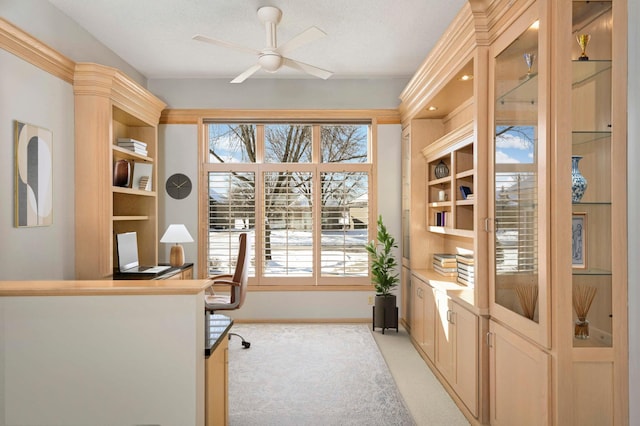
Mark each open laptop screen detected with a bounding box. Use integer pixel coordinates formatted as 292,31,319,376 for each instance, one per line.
116,232,140,271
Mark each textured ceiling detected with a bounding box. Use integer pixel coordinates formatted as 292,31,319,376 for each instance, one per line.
47,0,466,81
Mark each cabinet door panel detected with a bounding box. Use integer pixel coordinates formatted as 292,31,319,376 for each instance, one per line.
454,303,478,416
489,320,549,426
422,284,436,361
411,279,425,347
435,292,455,382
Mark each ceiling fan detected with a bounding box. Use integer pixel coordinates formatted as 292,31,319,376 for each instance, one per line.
193,6,333,83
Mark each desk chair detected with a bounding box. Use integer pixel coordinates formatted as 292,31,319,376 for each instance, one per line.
205,232,251,348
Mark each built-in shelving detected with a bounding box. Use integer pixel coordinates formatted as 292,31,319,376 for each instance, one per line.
422,121,475,234
74,63,165,279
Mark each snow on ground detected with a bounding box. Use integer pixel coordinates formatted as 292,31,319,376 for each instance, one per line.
208,229,370,276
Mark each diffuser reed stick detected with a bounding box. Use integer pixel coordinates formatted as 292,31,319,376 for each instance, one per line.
515,284,538,320
573,284,597,319
573,284,597,339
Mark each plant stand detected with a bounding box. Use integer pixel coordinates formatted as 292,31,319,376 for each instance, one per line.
372,295,399,334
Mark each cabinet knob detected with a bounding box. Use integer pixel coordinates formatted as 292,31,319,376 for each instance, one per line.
486,331,493,348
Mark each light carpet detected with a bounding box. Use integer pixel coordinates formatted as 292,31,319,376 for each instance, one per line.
227,323,416,426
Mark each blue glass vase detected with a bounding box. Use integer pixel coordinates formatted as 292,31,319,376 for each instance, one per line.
571,155,587,203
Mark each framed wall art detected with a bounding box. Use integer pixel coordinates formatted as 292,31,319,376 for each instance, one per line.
572,212,587,269
14,121,53,227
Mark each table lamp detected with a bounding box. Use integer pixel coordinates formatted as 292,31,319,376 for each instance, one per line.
160,224,194,267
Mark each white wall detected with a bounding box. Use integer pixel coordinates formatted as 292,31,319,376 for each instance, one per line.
0,293,205,425
149,77,408,109
158,124,199,270
0,0,146,86
628,1,639,422
0,49,75,279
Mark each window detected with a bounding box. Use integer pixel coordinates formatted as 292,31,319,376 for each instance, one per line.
205,122,373,287
494,125,538,274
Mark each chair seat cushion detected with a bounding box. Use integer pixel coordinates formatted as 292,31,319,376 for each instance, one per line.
205,294,231,304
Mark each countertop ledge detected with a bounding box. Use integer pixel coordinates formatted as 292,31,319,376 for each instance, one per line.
0,279,212,296
411,268,486,315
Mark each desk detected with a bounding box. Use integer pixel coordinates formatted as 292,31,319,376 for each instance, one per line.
112,262,194,280
205,314,233,426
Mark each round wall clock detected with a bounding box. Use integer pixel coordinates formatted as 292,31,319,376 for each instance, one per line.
165,173,192,200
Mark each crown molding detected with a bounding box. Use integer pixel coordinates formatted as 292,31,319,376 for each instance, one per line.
0,18,75,83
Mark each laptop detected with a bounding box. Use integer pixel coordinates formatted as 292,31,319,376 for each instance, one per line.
116,231,171,274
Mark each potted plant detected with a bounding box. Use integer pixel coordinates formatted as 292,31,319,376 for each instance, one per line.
365,215,399,333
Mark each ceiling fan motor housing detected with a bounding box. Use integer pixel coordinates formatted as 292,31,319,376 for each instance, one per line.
258,51,283,72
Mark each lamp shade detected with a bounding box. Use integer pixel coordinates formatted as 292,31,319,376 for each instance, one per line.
160,224,194,244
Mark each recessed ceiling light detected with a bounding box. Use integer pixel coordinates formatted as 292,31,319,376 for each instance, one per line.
530,20,540,30
459,74,474,81
427,106,438,111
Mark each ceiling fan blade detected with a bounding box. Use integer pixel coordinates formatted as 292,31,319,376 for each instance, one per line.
231,64,262,83
282,58,333,80
277,26,327,55
192,34,259,55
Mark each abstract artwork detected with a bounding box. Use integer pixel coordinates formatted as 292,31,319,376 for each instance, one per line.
15,121,53,227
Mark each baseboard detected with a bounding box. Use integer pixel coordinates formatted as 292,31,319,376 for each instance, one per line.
232,317,371,324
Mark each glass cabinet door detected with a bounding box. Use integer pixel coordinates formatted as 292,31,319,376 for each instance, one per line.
570,0,613,348
489,5,550,346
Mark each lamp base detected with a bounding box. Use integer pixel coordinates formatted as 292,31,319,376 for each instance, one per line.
169,244,185,267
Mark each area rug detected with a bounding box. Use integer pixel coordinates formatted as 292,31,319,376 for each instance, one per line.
227,323,416,426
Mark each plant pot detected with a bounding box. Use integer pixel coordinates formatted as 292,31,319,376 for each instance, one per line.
373,294,398,334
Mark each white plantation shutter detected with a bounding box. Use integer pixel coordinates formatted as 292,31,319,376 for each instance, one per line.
208,172,255,275
320,172,369,277
494,171,538,274
263,171,313,277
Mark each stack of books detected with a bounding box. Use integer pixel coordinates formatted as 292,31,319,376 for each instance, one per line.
456,254,475,287
433,253,457,277
117,138,148,156
434,211,449,227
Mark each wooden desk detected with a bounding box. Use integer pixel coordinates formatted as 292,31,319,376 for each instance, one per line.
112,263,194,280
205,314,233,426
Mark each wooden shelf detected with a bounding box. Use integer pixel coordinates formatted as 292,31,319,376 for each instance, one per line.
112,145,154,163
112,186,156,197
428,226,474,239
113,215,150,221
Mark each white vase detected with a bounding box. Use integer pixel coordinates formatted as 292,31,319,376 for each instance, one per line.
571,155,587,203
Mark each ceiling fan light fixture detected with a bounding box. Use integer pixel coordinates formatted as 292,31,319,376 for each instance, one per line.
258,52,283,72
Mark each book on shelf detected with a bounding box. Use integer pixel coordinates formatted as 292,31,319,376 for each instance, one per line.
455,254,474,265
457,269,474,280
459,185,472,200
433,263,458,277
457,275,474,287
434,211,449,227
117,138,148,156
433,253,457,264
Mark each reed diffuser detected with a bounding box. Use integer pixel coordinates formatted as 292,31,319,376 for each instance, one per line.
573,284,597,339
515,284,538,320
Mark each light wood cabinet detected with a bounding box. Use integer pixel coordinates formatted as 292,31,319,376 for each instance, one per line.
73,63,166,279
206,334,229,426
400,0,627,424
489,320,549,426
411,275,435,361
412,271,479,418
435,290,479,417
